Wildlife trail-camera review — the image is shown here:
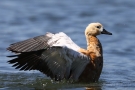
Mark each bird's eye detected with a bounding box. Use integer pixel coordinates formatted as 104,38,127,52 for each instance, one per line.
96,26,100,29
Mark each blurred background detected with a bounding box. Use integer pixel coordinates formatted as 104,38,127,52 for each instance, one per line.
0,0,135,90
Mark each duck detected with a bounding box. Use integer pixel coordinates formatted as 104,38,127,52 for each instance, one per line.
7,22,112,83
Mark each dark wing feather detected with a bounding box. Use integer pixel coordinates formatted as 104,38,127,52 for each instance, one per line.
8,49,54,78
7,32,54,53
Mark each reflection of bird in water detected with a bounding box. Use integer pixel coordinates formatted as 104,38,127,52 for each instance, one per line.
7,22,112,82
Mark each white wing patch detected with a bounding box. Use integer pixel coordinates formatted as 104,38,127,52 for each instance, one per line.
48,32,80,51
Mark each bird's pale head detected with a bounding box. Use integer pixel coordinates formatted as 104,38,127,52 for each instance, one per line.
85,22,112,37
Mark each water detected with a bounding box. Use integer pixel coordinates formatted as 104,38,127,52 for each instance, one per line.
0,0,135,89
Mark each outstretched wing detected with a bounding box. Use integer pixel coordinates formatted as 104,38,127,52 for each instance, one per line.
7,32,90,81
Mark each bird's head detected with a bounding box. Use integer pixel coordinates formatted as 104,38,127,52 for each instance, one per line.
85,22,112,37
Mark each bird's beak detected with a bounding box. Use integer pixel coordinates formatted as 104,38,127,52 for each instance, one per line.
101,29,112,35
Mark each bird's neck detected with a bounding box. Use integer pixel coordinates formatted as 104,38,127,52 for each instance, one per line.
86,35,103,58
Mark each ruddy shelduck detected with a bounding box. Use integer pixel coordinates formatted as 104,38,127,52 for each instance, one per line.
7,22,112,82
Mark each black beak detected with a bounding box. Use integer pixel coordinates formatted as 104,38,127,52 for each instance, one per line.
101,29,112,35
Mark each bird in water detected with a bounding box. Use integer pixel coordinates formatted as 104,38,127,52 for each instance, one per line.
7,22,112,83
